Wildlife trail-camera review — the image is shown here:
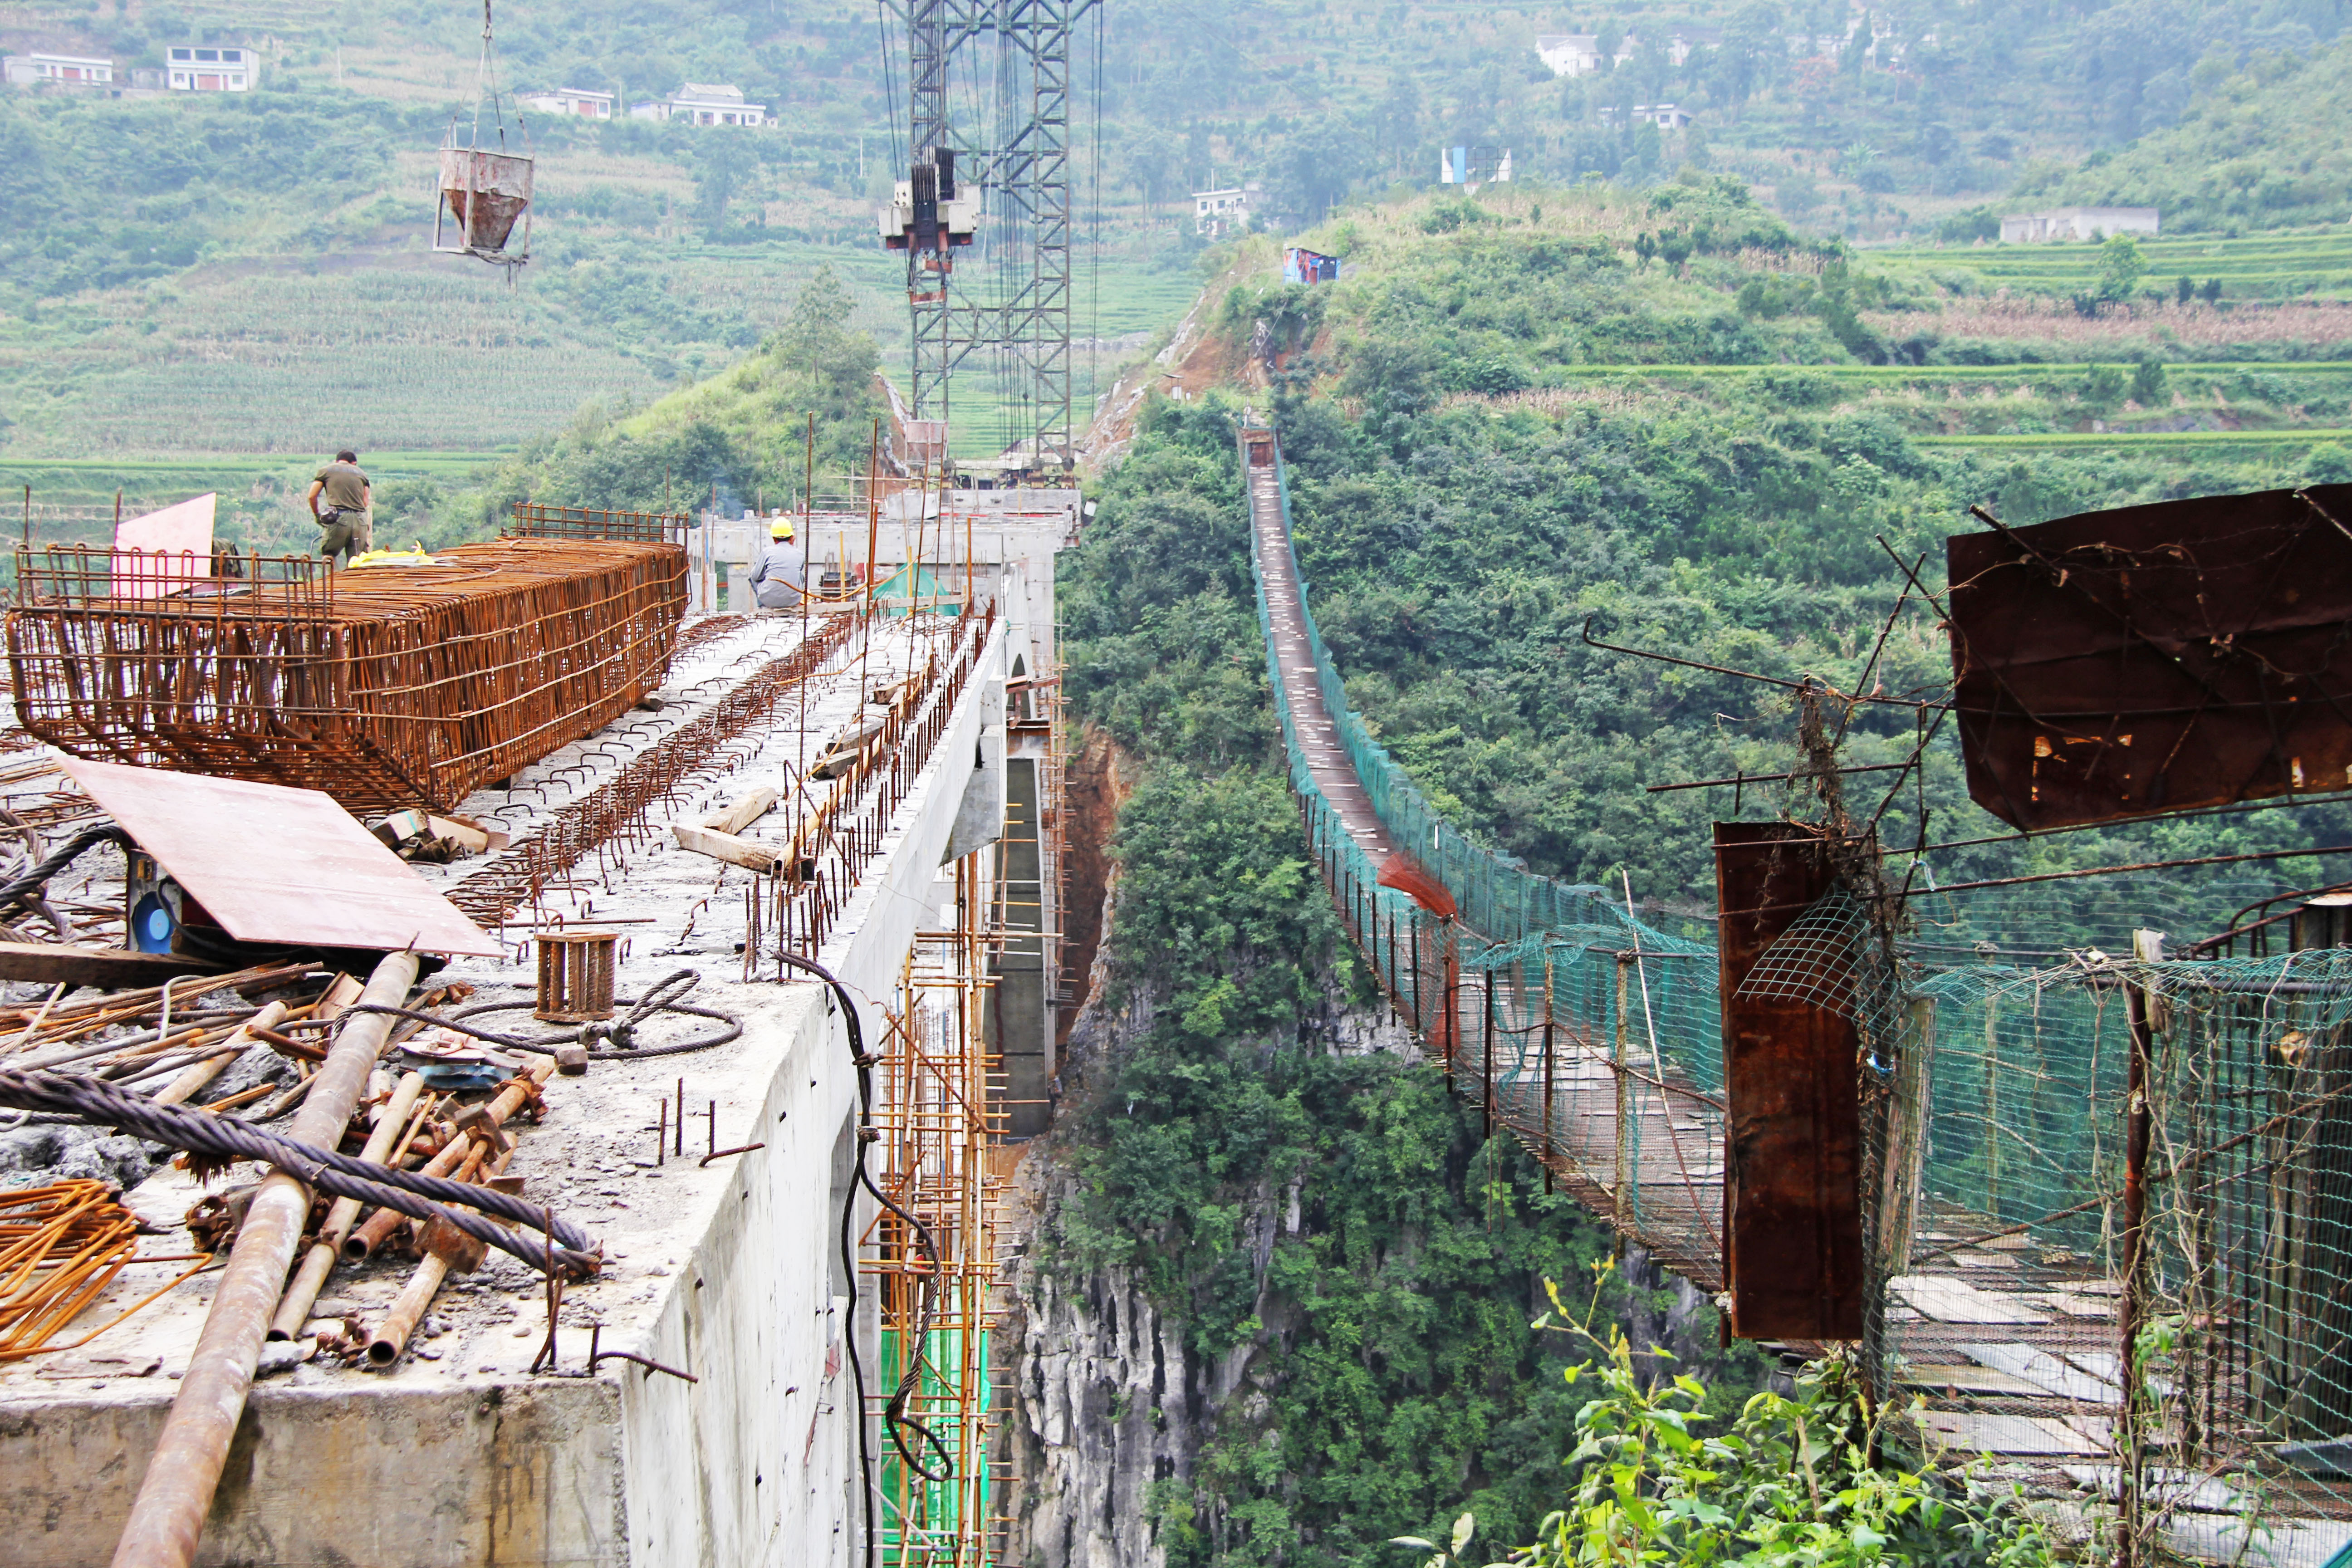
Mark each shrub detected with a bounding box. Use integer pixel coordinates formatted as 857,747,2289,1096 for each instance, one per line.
1396,1263,2063,1568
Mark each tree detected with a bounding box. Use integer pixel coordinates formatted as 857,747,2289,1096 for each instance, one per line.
2097,233,2149,302
691,135,751,238
1264,114,1371,225
2131,357,2166,404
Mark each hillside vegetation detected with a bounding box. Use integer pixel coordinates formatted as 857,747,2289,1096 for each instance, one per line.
2018,34,2352,232
1102,177,2352,946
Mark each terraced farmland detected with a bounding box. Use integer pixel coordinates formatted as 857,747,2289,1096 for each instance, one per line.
1866,226,2352,302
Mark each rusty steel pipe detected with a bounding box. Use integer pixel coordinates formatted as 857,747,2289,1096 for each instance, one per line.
152,1001,290,1108
267,1068,426,1340
366,1143,509,1367
109,950,421,1568
343,1058,551,1261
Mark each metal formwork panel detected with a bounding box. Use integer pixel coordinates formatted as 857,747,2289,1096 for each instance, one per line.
1947,485,2352,832
1715,822,1865,1341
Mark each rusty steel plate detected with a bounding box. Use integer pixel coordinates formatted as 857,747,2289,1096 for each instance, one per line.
1947,486,2352,833
64,758,501,957
1716,823,1864,1342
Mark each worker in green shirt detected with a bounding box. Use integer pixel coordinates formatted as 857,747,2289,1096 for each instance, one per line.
305,450,372,564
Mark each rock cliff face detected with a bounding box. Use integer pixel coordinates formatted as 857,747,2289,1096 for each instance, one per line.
995,950,1419,1568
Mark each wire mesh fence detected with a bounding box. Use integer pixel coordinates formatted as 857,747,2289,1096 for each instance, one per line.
1241,419,2352,1566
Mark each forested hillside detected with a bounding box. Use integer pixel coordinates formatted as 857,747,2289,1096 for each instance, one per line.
1021,176,2352,1563
2020,34,2352,232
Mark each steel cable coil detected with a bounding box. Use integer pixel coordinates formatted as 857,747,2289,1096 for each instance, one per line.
0,1067,600,1277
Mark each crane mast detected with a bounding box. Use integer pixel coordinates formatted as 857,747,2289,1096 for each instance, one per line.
880,0,1094,472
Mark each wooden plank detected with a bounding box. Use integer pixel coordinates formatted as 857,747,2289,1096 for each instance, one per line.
671,823,784,874
0,941,224,988
701,787,779,836
1900,1362,2051,1397
1962,1342,2117,1402
1918,1410,2110,1456
1891,1274,2053,1324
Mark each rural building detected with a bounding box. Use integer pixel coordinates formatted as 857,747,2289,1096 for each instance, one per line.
1194,183,1254,235
1439,146,1513,186
165,44,254,90
632,82,766,125
1598,103,1691,129
521,86,614,118
1535,33,1602,75
1999,206,2160,242
1284,246,1340,285
1,52,113,88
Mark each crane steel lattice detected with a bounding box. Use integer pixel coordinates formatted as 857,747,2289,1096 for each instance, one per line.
881,0,1095,469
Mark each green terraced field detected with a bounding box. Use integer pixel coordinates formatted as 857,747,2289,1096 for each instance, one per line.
1545,361,2352,379
1866,228,2352,300
1911,427,2352,450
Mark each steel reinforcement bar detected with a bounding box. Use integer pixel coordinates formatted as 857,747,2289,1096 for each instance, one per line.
451,612,860,923
771,606,997,957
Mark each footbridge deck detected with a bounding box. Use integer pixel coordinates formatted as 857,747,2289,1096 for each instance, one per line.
1239,421,1725,1290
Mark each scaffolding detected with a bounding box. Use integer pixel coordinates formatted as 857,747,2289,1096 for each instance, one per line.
868,854,1013,1567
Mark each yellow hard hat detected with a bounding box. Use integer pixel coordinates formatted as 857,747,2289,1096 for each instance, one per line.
770,517,796,540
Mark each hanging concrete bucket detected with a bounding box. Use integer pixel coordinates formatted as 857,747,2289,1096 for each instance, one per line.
436,146,534,258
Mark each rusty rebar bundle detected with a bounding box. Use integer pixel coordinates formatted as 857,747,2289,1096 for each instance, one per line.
0,1181,142,1360
8,538,686,814
450,611,858,922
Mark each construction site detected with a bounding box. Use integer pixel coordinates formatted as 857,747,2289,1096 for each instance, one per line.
0,478,1078,1566
10,0,2352,1559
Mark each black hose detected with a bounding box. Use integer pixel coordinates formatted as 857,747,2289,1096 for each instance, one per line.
773,949,953,1568
0,824,126,909
0,1066,600,1276
341,969,743,1058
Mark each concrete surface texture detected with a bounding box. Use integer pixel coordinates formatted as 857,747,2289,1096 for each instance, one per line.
0,593,1042,1566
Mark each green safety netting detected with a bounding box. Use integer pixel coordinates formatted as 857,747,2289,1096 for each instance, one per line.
1242,423,2352,1565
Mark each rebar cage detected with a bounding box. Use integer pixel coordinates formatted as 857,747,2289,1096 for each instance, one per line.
6,538,686,814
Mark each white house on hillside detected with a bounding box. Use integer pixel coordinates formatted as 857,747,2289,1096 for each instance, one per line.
1194,184,1253,235
632,82,765,125
1999,206,2159,243
1598,103,1693,129
1535,34,1603,75
522,86,614,118
2,53,113,87
165,44,254,90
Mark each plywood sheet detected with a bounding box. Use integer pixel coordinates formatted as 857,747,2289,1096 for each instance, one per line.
63,757,500,958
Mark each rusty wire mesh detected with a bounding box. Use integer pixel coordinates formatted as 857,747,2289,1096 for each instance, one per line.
7,538,686,813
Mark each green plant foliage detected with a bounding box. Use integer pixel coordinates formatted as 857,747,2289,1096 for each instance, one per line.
1205,214,2352,909
1056,393,1771,1568
1399,1265,2062,1568
449,267,886,533
2029,34,2352,232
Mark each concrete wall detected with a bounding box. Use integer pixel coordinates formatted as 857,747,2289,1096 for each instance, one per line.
628,615,1010,1568
0,1379,623,1565
0,618,1015,1568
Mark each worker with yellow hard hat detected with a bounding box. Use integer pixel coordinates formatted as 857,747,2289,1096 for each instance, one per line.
747,513,808,610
